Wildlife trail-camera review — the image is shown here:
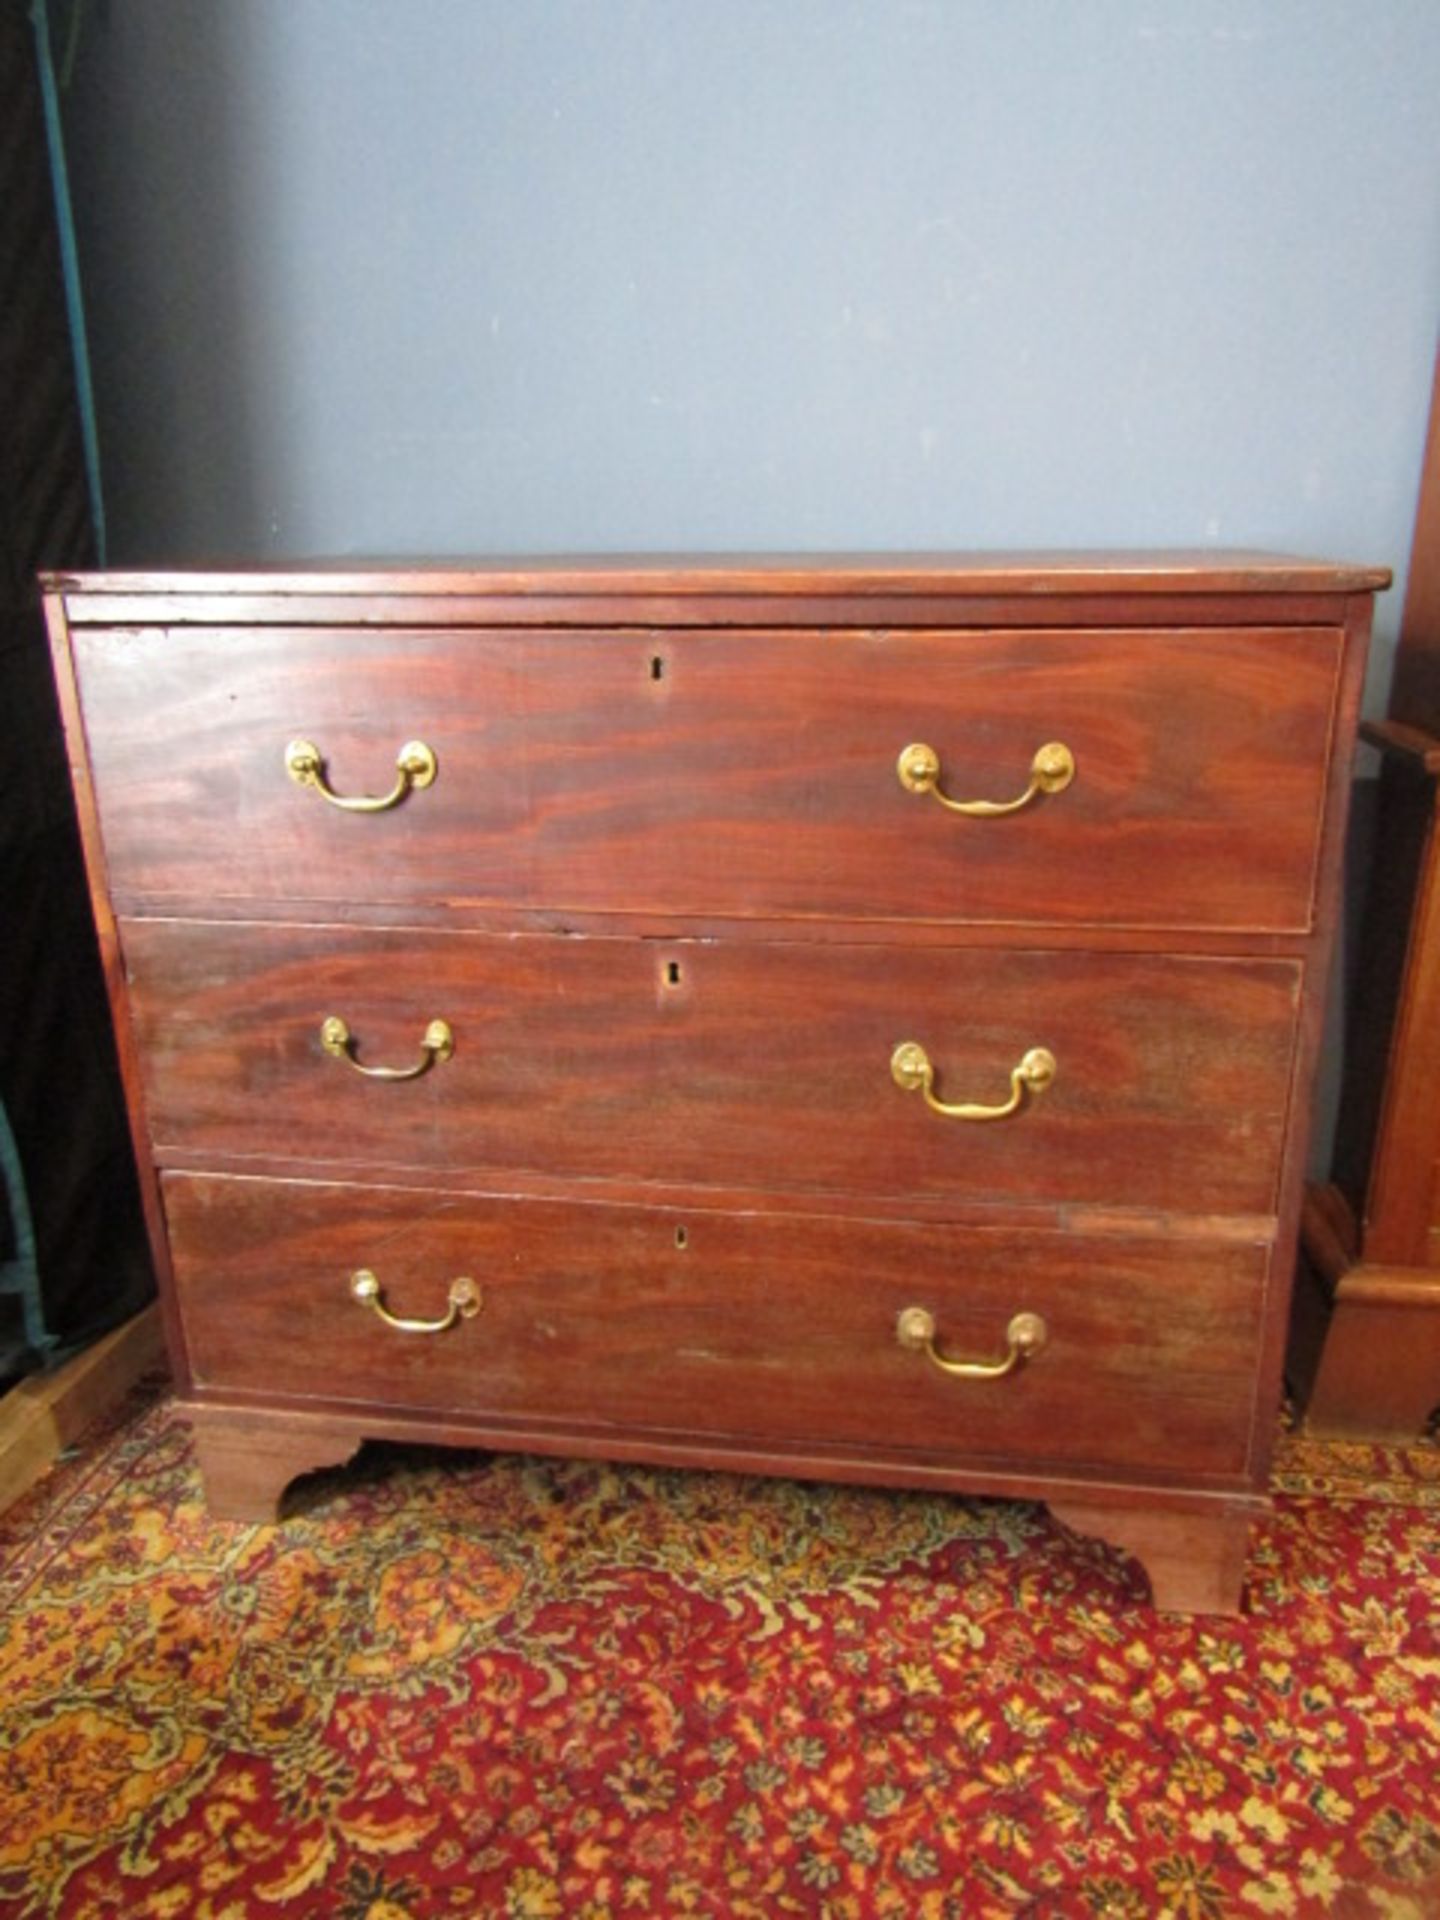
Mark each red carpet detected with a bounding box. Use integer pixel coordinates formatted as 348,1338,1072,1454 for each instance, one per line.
1,1384,1437,1918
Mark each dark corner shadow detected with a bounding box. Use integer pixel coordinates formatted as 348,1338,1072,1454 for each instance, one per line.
1328,767,1416,1204
60,0,268,563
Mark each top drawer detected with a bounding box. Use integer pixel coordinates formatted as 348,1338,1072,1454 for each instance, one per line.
69,622,1341,933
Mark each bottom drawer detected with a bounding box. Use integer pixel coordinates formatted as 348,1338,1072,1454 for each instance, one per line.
164,1173,1267,1484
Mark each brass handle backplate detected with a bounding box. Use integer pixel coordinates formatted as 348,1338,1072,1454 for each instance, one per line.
896,1306,1047,1379
349,1269,481,1334
321,1015,454,1081
891,1041,1056,1121
286,737,437,812
897,740,1074,816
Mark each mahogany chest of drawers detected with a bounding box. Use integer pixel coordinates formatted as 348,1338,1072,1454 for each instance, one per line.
45,553,1387,1611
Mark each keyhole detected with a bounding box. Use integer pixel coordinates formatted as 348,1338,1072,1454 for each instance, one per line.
666,960,681,986
650,655,665,681
674,1225,688,1249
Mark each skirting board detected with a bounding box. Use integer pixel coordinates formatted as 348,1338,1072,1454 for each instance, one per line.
0,1304,165,1513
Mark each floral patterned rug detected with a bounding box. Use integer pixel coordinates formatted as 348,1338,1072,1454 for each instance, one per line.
1,1383,1438,1920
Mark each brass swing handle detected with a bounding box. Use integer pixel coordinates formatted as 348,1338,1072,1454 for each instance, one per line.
321,1015,454,1081
285,737,437,812
896,1306,1047,1379
350,1269,481,1335
897,740,1074,815
891,1041,1056,1121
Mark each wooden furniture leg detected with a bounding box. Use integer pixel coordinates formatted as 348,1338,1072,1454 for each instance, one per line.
1291,1183,1440,1438
190,1408,362,1523
1049,1498,1258,1614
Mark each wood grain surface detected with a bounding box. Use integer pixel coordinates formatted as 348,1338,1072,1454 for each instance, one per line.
73,622,1340,932
165,1171,1265,1483
123,918,1302,1217
49,548,1391,605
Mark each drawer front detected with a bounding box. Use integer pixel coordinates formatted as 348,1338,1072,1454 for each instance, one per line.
76,622,1339,932
166,1174,1265,1482
127,920,1300,1217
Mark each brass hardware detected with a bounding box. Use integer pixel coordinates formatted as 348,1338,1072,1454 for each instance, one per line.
891,1041,1056,1121
896,740,1074,815
896,1305,1047,1379
285,737,437,812
320,1015,454,1080
349,1269,481,1334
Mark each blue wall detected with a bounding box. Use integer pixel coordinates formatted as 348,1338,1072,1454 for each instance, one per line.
62,0,1440,701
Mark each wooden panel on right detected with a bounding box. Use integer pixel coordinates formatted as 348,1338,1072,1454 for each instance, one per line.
1290,346,1440,1440
1290,721,1440,1437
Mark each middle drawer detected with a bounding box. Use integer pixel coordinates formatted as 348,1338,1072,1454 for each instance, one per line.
125,920,1299,1218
